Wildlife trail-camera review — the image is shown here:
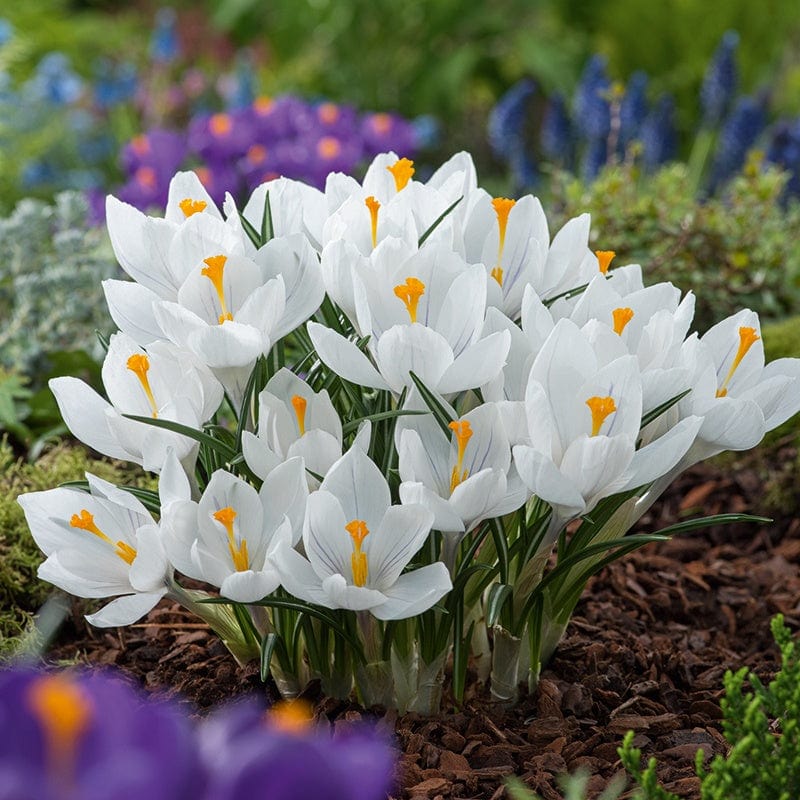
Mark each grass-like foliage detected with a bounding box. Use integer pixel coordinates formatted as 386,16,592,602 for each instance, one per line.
620,614,800,800
0,440,152,650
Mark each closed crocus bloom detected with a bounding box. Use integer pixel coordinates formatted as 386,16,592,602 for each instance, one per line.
199,701,395,800
50,333,222,473
275,448,451,620
163,459,307,603
19,474,172,627
242,368,369,486
513,320,701,522
0,668,202,800
396,394,528,537
308,242,510,396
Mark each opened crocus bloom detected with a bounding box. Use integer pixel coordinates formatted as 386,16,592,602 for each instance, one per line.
275,448,451,619
18,475,171,626
49,333,222,473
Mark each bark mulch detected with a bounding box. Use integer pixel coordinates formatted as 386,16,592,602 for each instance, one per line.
48,451,800,799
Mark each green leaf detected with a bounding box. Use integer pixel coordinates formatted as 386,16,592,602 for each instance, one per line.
542,281,590,307
261,190,274,243
59,481,162,514
640,388,692,429
486,583,513,628
652,513,771,537
418,196,462,247
259,631,279,682
409,372,455,436
341,408,427,436
122,414,236,460
239,211,262,249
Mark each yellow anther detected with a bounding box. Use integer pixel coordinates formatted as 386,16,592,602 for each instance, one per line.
269,699,313,733
317,136,342,160
126,353,159,418
179,198,207,218
491,197,516,281
70,510,137,565
491,266,504,286
365,196,380,249
346,519,369,587
318,102,340,124
393,277,426,324
387,158,415,191
131,134,150,155
201,255,233,324
716,326,760,398
586,396,617,436
448,419,473,494
27,674,92,774
136,166,156,189
209,112,232,137
291,394,308,436
596,250,616,274
214,507,249,572
612,307,634,335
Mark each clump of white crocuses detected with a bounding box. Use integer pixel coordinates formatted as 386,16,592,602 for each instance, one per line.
20,153,800,714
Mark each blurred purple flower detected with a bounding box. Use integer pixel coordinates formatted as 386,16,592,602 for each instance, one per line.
361,111,419,158
121,129,187,179
700,30,739,127
619,71,648,148
0,667,202,800
188,109,255,163
766,118,800,200
199,701,396,800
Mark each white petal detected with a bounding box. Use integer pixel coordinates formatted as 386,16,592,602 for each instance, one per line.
220,569,281,602
102,280,164,346
307,321,389,390
85,591,166,627
367,504,434,589
437,330,511,395
371,563,452,621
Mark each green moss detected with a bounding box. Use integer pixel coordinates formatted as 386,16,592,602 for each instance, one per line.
0,439,154,650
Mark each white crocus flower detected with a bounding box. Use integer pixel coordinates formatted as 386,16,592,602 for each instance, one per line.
677,309,800,458
274,448,451,620
163,458,308,603
308,242,510,396
242,368,370,486
513,320,702,522
19,475,171,627
50,333,223,472
461,191,549,320
396,396,528,538
153,233,323,405
104,173,248,346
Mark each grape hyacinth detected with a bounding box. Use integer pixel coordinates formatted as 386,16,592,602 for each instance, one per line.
700,30,739,128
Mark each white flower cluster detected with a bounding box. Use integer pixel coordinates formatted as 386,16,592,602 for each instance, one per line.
20,152,800,709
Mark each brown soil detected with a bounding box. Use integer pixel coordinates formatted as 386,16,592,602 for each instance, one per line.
48,451,800,800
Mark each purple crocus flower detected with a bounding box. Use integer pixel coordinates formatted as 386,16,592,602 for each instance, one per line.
188,108,256,163
0,667,202,800
300,133,364,188
199,701,396,800
194,161,242,206
361,111,418,158
121,128,187,178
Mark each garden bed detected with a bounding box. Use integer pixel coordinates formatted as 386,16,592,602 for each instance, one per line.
47,445,799,799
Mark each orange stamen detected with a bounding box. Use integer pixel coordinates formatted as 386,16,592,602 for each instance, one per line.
596,250,616,275
201,255,233,323
586,396,617,436
716,326,760,397
291,394,308,436
448,419,473,493
612,307,634,335
365,196,380,249
179,198,207,217
346,519,370,587
393,277,425,324
70,509,137,565
317,136,342,160
209,112,232,137
491,198,516,284
126,353,158,418
318,102,340,124
214,507,249,572
387,158,415,191
269,699,313,732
